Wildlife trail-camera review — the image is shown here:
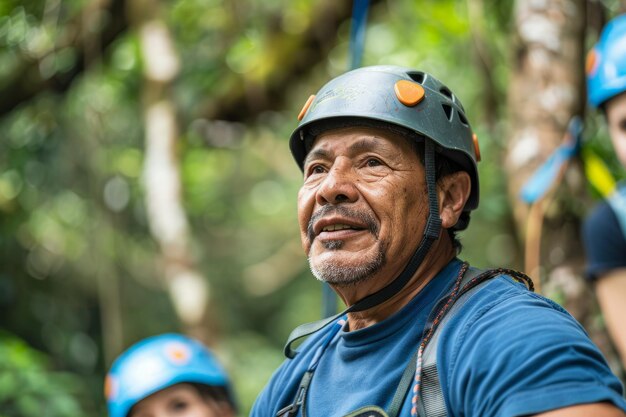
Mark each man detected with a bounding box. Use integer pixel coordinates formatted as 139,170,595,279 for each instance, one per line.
584,14,626,368
105,333,236,417
251,65,626,417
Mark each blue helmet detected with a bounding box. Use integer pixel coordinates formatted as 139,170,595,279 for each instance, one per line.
587,14,626,107
105,333,234,417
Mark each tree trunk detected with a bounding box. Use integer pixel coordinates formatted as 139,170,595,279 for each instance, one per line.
467,0,500,133
128,0,211,343
506,0,619,367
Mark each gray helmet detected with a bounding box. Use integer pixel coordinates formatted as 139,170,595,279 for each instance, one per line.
289,65,480,214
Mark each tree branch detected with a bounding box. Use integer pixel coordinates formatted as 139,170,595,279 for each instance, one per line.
201,0,384,122
0,0,128,118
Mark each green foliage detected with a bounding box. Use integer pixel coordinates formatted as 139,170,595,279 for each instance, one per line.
0,0,512,412
0,332,87,417
2,0,612,415
584,112,626,189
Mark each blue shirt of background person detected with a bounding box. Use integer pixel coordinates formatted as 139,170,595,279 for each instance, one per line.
584,14,626,368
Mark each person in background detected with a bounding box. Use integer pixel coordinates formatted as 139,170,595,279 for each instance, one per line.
585,14,626,368
105,333,236,417
251,65,626,416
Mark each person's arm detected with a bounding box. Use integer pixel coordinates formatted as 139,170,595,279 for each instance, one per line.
535,402,625,416
596,268,626,365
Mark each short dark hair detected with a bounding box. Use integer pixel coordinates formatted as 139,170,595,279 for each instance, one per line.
190,383,235,408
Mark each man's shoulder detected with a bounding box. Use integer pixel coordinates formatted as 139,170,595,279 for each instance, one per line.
435,271,626,416
438,272,581,358
452,272,573,328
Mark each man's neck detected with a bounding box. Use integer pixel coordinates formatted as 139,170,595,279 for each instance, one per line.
335,236,457,331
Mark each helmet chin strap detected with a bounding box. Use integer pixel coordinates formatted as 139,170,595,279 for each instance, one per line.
284,140,441,358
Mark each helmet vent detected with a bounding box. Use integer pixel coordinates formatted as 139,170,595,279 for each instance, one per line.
458,111,469,126
407,71,425,84
439,86,453,100
441,103,453,121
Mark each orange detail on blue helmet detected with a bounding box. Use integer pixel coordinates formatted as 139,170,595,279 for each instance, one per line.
587,14,626,107
586,48,599,76
165,342,191,365
104,374,117,401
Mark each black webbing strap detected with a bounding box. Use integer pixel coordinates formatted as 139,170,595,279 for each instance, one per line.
283,314,340,359
387,347,419,417
284,141,441,358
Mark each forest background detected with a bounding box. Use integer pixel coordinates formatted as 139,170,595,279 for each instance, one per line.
1,0,626,416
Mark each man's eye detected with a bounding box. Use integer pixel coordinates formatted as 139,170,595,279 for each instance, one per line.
310,165,326,174
170,400,189,412
366,158,382,167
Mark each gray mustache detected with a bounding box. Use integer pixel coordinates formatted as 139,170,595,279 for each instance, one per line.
307,205,379,242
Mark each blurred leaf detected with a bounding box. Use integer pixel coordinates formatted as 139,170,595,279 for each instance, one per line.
0,332,87,417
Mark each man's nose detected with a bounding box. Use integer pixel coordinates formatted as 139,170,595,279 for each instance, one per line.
315,161,359,205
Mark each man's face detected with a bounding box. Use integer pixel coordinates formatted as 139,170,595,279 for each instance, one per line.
605,92,626,168
130,383,233,417
297,126,427,287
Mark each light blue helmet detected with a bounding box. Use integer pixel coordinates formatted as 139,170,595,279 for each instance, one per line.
105,334,234,417
587,14,626,107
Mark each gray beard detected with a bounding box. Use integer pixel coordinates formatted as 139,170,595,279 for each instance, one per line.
308,240,386,287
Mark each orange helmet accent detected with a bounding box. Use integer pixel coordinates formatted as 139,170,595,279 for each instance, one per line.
586,49,598,76
165,342,192,365
298,95,316,121
104,375,117,400
394,80,425,107
472,133,481,162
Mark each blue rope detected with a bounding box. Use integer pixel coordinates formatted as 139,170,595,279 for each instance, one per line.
349,0,370,70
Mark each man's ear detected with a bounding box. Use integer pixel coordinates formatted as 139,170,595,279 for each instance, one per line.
437,171,471,229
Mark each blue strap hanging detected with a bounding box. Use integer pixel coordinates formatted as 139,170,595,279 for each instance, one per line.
349,0,370,70
322,0,371,319
321,283,337,318
520,117,583,204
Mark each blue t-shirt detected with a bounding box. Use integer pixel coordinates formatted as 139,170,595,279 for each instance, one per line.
251,259,626,417
583,189,626,280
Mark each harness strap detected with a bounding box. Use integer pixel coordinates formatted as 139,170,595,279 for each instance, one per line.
387,347,418,417
276,371,313,417
416,267,486,417
278,319,345,417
